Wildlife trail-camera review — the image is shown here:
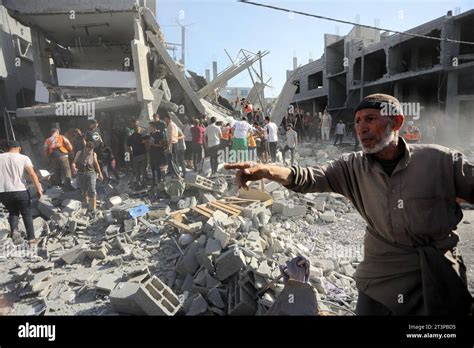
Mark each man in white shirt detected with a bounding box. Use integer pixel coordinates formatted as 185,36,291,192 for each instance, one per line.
333,120,346,146
204,117,223,174
264,116,279,163
232,117,252,161
0,141,43,246
321,108,332,141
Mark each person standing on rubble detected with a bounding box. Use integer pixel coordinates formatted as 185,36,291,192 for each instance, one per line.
333,120,346,146
43,128,74,189
264,116,279,163
254,123,268,163
191,119,205,173
126,120,148,189
163,113,181,178
225,93,474,316
147,121,167,185
281,124,298,165
0,141,43,246
204,117,222,175
71,141,103,214
321,108,332,141
183,118,194,169
231,116,252,162
97,141,119,183
85,119,103,149
220,122,232,152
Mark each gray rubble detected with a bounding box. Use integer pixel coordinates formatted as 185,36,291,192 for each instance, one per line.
0,141,366,316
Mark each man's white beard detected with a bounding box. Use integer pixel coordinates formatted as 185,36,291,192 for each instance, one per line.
361,124,397,154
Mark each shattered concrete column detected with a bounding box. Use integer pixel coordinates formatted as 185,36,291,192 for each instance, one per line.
132,14,155,127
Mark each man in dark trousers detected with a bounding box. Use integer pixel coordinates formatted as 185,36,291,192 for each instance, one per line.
127,120,148,189
0,141,43,246
226,93,473,316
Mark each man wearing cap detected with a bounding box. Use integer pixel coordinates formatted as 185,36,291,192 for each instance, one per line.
225,93,473,315
0,141,43,246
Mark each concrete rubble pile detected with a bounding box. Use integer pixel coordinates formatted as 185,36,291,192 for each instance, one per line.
0,141,365,316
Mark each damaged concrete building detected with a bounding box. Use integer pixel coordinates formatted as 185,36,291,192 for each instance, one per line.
288,9,474,141
0,0,268,165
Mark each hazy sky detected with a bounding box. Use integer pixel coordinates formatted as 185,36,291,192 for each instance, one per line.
156,0,474,97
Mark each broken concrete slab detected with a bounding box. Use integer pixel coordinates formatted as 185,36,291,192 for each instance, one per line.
207,287,225,309
60,244,86,265
96,273,120,293
320,211,336,223
213,225,231,249
186,293,208,316
36,199,57,219
205,238,222,257
215,247,246,281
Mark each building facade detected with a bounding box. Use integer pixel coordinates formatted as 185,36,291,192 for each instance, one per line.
289,10,474,142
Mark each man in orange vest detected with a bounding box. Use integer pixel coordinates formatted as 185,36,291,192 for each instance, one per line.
43,128,74,188
402,121,421,144
220,122,231,152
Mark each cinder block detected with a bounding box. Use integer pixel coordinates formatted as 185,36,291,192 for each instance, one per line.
282,203,307,217
320,211,336,222
61,199,82,213
215,247,246,281
264,181,281,193
228,275,257,315
108,196,123,206
110,282,146,315
135,276,182,315
242,202,267,219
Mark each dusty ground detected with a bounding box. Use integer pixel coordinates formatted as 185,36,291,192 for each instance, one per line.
455,209,474,295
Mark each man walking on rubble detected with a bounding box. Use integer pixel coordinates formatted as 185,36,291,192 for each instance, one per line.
43,128,74,189
0,141,43,246
225,93,473,316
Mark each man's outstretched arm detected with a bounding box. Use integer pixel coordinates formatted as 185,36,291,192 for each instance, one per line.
224,162,293,190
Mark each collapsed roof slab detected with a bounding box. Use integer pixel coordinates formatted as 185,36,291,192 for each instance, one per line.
2,0,140,47
146,30,205,116
15,91,139,118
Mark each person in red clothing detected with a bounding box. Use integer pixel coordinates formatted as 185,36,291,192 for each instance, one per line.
191,119,205,172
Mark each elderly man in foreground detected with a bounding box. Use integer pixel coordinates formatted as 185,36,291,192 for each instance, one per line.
225,93,473,315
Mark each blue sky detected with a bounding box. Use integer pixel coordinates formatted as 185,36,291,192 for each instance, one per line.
156,0,473,97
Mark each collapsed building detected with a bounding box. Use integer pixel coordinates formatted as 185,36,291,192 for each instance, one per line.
287,9,474,144
0,0,269,166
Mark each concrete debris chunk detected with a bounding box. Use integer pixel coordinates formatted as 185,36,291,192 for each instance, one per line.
60,244,86,265
215,247,246,281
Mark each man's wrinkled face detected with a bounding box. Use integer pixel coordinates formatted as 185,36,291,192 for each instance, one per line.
355,109,396,154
